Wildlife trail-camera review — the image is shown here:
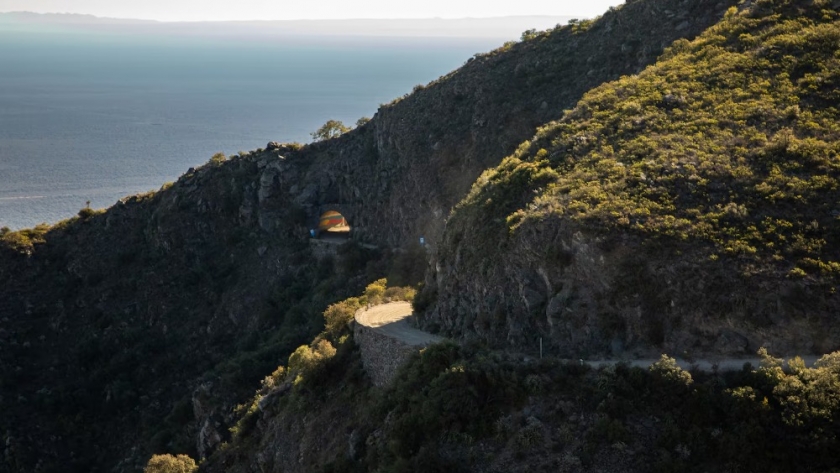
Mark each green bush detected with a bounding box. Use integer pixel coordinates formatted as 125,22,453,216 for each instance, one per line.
78,206,102,219
0,224,50,254
363,278,387,306
324,297,362,339
520,28,539,41
311,119,351,142
384,286,416,302
208,152,226,165
288,339,337,382
143,454,198,473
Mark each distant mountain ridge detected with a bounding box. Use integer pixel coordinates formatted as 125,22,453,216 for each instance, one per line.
0,11,155,24
0,12,576,38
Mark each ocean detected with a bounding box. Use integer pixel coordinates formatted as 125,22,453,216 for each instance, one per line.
0,28,503,229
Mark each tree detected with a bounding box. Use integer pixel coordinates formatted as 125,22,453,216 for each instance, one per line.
311,119,350,142
521,28,538,41
207,151,226,166
288,339,336,375
364,278,387,306
143,454,198,473
323,297,361,338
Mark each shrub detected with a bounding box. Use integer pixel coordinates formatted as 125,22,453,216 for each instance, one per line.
208,152,226,166
0,224,50,254
324,297,362,338
288,339,337,380
648,355,693,407
521,28,538,41
311,119,350,142
143,454,198,473
649,355,693,387
260,366,287,390
384,286,417,302
364,278,387,306
78,207,99,219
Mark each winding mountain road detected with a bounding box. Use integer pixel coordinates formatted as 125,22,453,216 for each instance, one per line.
582,356,820,371
355,302,823,371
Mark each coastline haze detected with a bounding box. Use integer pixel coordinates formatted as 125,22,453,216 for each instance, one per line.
2,14,539,229
0,12,579,38
0,0,623,21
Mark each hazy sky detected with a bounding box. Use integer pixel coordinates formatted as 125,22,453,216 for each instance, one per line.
0,0,623,22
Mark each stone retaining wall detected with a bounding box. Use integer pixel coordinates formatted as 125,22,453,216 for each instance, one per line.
353,321,418,387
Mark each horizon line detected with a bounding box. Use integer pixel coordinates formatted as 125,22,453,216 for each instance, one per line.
0,10,581,24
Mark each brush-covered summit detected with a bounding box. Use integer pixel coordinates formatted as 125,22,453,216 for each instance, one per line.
422,0,840,358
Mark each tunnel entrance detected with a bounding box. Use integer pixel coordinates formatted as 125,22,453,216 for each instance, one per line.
316,210,351,239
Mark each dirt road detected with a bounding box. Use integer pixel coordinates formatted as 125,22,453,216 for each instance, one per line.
355,301,443,346
356,303,824,372
581,356,821,371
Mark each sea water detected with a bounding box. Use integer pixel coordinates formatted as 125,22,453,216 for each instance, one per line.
0,29,499,229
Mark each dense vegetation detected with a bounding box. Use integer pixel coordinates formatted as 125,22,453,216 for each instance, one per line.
6,0,839,470
0,153,419,471
459,1,840,280
203,285,840,473
424,0,840,356
162,1,840,471
198,263,840,473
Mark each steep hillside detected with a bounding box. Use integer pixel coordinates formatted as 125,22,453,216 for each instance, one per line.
0,0,739,470
199,290,840,473
0,155,380,471
273,0,738,249
421,0,840,359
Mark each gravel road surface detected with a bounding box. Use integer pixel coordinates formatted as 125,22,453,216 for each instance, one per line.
356,304,824,372
355,301,444,346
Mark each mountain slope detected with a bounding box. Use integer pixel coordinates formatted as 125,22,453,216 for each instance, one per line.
0,0,737,470
421,0,840,358
277,0,738,250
